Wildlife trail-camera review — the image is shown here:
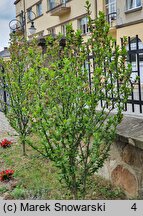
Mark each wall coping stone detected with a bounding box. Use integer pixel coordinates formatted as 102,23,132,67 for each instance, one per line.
116,116,143,150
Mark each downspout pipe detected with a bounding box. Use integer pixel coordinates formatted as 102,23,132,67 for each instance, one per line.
95,0,97,18
23,0,27,37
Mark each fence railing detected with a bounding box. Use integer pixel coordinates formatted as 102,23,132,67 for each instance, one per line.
0,36,143,115
86,35,143,115
126,35,143,114
0,65,8,114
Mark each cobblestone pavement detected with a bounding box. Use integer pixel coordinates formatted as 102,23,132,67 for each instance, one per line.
0,111,18,141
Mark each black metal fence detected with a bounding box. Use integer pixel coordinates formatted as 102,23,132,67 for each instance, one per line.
0,35,143,115
127,35,143,113
0,65,8,114
86,35,143,114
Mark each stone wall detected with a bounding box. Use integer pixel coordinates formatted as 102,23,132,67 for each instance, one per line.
98,116,143,198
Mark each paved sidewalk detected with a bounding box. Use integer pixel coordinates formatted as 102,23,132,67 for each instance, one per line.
0,111,18,141
0,112,18,200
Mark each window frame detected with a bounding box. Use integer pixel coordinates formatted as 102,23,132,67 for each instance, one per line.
48,0,56,10
27,8,33,21
79,17,89,35
36,2,43,17
47,0,70,11
105,0,117,22
48,27,56,36
126,0,141,11
61,24,67,36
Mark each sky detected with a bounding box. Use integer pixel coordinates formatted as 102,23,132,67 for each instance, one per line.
0,0,15,51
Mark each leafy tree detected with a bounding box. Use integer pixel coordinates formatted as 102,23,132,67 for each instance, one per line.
25,2,131,199
0,34,43,156
0,1,131,198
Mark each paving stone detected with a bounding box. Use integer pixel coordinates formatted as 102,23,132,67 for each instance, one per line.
0,111,18,141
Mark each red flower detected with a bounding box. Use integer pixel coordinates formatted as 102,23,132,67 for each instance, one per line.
0,139,12,148
0,169,14,181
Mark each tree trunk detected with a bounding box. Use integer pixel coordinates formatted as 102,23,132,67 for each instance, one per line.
71,185,78,200
82,176,87,200
22,138,26,156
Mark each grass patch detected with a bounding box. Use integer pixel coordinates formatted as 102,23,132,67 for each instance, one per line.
0,139,126,200
0,186,8,195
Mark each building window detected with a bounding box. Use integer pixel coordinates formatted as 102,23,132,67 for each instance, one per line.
105,0,116,22
62,0,68,5
47,0,68,10
19,14,23,26
79,17,89,35
27,8,33,21
48,0,56,10
61,24,67,36
126,0,141,10
48,28,55,35
37,2,42,16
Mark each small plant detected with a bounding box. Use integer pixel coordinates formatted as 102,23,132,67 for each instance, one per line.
10,187,26,199
0,139,12,148
0,170,14,181
0,186,8,195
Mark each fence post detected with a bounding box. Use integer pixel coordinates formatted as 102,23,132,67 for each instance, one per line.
1,65,7,114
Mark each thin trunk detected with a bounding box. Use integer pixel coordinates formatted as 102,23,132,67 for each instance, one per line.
71,178,78,200
82,171,87,199
82,137,90,199
22,138,26,156
69,155,78,199
72,190,78,200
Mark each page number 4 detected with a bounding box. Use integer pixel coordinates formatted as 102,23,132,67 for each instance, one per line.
131,203,137,211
